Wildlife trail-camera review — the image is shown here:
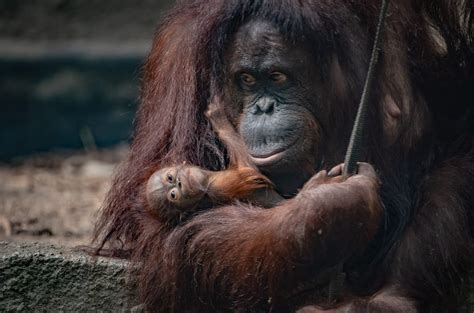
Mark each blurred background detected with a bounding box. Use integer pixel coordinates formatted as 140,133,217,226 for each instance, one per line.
0,0,174,246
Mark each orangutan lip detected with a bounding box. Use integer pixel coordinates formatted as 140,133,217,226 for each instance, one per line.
249,139,299,166
249,147,286,159
250,149,287,166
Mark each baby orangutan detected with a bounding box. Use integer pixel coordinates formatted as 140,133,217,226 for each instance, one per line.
146,96,284,223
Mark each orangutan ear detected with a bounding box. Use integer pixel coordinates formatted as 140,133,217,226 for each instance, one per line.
329,57,349,97
382,94,402,144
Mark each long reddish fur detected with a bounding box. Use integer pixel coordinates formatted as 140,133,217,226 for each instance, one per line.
93,1,473,312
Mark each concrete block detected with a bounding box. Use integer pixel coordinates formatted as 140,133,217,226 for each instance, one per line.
0,242,139,312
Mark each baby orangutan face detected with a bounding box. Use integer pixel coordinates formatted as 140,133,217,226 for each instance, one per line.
146,165,211,214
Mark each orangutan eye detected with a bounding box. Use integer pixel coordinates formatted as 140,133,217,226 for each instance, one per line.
239,72,257,86
269,72,288,84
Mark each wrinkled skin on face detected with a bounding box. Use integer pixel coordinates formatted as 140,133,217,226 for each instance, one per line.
225,20,324,196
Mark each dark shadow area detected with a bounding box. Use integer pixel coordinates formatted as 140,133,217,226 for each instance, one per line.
0,56,140,159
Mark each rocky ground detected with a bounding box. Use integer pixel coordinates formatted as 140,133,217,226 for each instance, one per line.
0,146,127,247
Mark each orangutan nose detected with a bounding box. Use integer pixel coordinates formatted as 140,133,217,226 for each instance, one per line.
255,97,275,114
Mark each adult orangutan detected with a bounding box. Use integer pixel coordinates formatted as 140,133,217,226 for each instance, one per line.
93,0,473,312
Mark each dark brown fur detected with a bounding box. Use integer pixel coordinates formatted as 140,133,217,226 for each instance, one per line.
93,0,473,312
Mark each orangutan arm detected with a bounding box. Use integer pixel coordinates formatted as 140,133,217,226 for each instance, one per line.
142,163,382,311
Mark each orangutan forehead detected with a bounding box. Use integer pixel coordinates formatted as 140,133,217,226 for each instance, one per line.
226,19,314,73
228,20,285,62
235,20,285,47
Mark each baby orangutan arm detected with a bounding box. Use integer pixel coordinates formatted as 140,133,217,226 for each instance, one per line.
205,96,284,206
146,96,283,223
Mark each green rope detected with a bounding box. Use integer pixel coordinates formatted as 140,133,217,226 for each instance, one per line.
342,0,391,177
329,0,391,303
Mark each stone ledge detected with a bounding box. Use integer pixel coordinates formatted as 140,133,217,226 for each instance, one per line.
0,241,472,312
0,242,139,312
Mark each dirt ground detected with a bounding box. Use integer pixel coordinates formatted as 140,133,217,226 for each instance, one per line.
0,145,128,247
